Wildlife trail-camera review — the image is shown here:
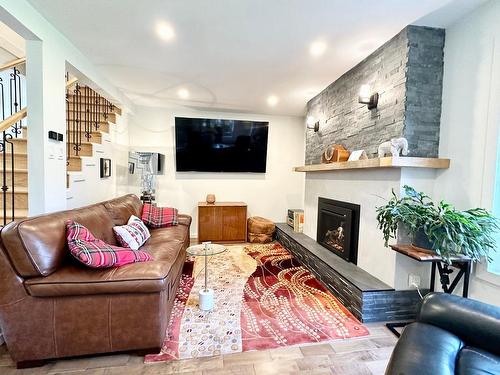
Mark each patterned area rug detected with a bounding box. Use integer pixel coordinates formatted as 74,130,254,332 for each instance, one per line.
145,242,368,363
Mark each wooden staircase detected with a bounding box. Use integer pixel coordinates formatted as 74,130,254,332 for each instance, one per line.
0,66,123,224
0,139,28,223
0,67,122,225
65,81,121,180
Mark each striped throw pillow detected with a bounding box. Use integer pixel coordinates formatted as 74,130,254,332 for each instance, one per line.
141,203,178,228
113,215,151,250
66,220,152,268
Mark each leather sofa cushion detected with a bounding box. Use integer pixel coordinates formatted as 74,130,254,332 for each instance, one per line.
456,347,500,375
146,221,190,247
385,322,463,375
24,225,188,297
104,194,143,226
1,203,117,278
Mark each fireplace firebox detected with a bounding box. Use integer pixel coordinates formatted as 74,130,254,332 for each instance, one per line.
317,197,360,264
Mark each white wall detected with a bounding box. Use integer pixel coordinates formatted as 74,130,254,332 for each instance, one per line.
66,112,130,209
128,105,305,237
0,0,133,215
434,0,500,305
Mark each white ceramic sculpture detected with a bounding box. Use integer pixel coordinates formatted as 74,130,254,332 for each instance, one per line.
378,137,409,158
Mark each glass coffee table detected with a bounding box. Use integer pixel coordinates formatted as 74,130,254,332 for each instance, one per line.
186,242,226,310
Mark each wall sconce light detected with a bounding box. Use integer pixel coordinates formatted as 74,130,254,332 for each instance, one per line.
306,116,319,132
358,84,378,110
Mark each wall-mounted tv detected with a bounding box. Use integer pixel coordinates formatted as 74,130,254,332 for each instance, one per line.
175,117,269,173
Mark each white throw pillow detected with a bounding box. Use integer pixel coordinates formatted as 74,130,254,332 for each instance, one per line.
113,215,151,250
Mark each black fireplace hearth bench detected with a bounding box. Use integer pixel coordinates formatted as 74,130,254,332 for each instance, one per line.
275,223,425,323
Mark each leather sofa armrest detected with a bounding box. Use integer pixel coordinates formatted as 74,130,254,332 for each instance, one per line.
418,293,500,356
385,322,463,375
177,214,192,227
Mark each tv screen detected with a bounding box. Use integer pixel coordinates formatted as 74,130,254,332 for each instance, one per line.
175,117,269,172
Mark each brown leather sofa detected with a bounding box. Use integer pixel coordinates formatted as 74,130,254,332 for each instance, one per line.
0,194,191,367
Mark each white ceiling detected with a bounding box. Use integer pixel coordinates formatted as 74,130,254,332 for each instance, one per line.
27,0,483,116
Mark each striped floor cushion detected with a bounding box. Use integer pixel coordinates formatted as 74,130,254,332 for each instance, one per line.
141,203,178,228
66,220,152,268
113,215,151,250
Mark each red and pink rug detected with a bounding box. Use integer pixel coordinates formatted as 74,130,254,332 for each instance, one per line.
146,242,368,363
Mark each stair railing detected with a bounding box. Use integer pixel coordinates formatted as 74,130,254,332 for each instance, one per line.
0,57,27,225
9,66,23,137
72,83,82,156
0,108,27,225
65,75,119,175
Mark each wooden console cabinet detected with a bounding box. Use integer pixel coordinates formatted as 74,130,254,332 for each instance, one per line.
198,202,247,242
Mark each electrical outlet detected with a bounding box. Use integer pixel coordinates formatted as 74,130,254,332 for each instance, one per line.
408,274,421,288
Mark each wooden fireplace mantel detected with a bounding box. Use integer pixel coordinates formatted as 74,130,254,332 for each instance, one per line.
294,157,450,172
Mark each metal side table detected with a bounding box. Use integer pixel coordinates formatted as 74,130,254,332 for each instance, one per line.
186,242,226,311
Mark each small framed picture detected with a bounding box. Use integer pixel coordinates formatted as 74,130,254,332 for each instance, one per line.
100,158,111,178
128,162,135,174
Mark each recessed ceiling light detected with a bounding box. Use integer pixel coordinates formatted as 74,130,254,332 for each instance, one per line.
178,88,189,99
310,40,327,57
156,21,175,41
267,95,279,107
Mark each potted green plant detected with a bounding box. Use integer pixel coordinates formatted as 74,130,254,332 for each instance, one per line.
376,185,499,263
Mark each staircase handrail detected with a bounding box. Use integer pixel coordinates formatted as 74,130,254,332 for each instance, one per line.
66,77,78,89
0,107,27,133
0,57,26,72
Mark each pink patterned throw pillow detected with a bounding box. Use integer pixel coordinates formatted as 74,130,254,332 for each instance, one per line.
141,203,178,228
66,220,152,268
113,215,151,250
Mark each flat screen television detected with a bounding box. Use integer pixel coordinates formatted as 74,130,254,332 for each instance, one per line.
175,117,269,172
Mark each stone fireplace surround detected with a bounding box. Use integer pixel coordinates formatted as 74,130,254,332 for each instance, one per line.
305,25,445,163
275,167,439,322
280,24,447,322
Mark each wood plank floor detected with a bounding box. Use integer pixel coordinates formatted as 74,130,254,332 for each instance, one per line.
0,323,396,375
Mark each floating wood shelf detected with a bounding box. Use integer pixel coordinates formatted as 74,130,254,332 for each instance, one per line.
390,244,470,262
294,157,450,172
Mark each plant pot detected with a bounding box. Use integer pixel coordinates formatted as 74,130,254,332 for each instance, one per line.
412,228,435,253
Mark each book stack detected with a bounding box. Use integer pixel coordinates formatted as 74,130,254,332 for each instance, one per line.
287,209,304,233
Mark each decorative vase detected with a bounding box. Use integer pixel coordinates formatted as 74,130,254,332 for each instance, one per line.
321,144,350,163
206,194,216,204
412,228,435,252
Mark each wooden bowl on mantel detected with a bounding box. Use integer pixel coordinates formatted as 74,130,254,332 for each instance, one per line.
321,144,350,163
